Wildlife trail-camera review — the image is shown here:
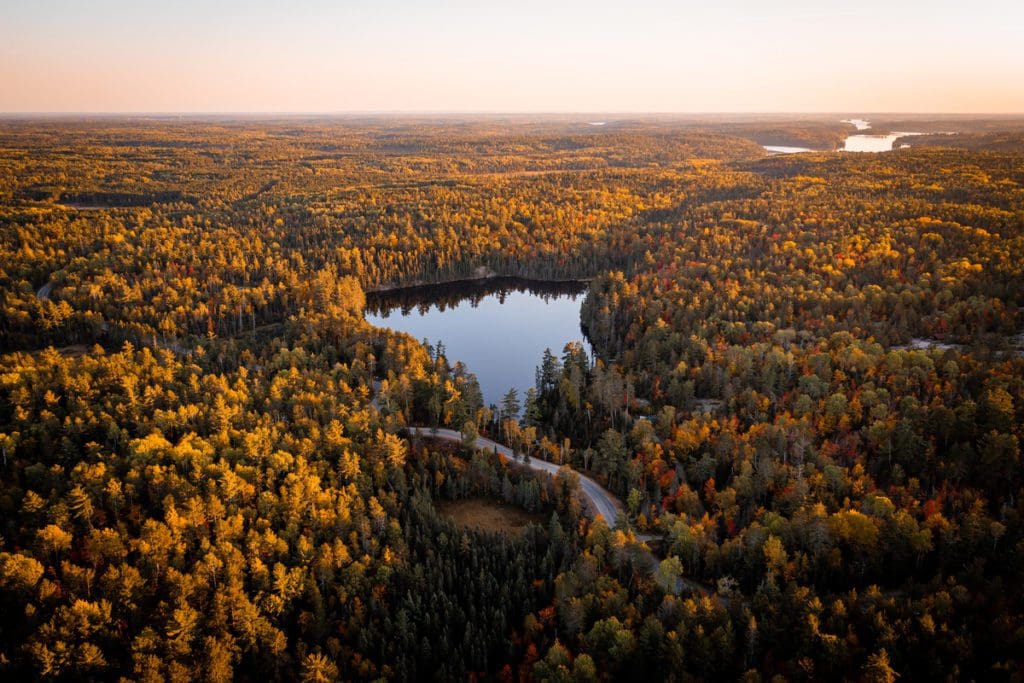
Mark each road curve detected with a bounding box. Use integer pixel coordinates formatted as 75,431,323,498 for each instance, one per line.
411,426,724,602
411,427,624,525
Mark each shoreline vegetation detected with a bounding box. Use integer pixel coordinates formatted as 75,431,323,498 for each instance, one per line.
365,275,591,313
366,272,592,296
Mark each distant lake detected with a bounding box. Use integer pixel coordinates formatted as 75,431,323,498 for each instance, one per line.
763,145,812,154
365,278,593,408
841,118,872,131
843,131,924,152
841,119,924,152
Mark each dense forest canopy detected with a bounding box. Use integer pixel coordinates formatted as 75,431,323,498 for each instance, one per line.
1,116,1023,681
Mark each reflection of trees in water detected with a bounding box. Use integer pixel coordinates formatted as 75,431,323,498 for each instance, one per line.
366,276,589,317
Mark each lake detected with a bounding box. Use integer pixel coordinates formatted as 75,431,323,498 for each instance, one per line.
763,145,813,154
843,131,924,152
762,119,927,154
365,278,593,409
841,118,872,131
840,119,925,152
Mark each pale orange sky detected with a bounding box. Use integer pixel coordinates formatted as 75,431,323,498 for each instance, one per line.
1,0,1022,113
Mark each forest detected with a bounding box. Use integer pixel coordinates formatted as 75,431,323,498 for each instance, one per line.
1,116,1023,681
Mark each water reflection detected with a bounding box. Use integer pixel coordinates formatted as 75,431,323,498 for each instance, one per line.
366,277,593,408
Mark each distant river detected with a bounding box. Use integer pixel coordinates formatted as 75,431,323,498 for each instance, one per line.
365,278,593,409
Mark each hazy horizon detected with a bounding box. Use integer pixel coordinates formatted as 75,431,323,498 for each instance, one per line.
2,0,1023,114
3,111,1024,117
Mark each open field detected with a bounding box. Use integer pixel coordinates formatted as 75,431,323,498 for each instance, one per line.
436,497,545,534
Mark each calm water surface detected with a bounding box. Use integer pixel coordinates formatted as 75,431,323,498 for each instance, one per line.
841,118,872,131
843,131,924,152
841,119,924,152
366,278,593,408
763,145,813,154
761,120,935,155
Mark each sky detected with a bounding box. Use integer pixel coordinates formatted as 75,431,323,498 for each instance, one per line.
1,0,1022,113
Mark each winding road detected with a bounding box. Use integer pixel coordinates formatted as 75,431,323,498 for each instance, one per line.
411,427,624,524
412,425,721,601
36,280,54,301
411,423,909,606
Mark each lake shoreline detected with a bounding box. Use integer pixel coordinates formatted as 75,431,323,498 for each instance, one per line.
365,276,595,407
366,274,593,297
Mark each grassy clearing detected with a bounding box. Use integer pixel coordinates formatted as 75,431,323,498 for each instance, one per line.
436,497,545,535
